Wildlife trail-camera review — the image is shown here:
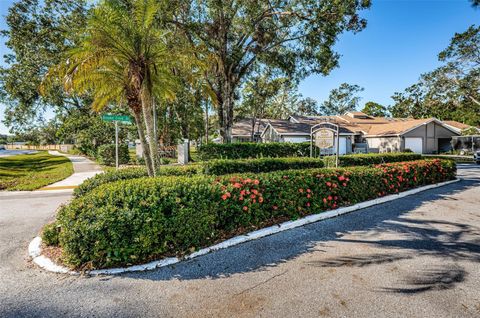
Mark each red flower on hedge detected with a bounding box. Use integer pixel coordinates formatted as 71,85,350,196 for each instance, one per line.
338,175,345,181
243,206,248,211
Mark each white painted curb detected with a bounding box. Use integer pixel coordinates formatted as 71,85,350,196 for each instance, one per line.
29,178,461,276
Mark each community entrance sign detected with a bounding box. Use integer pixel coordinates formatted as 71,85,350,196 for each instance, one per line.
310,122,340,167
101,114,133,169
315,129,334,149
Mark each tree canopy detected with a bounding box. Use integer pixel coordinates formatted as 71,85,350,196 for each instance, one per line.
390,25,480,126
170,0,371,142
361,101,388,117
0,0,89,132
319,83,364,115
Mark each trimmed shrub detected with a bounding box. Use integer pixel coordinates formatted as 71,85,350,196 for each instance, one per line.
74,153,424,198
97,144,130,166
42,222,60,246
73,165,200,198
324,152,422,167
74,158,322,197
201,157,324,175
197,142,310,160
50,159,455,269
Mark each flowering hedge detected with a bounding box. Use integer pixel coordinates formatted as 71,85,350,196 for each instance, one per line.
45,159,455,269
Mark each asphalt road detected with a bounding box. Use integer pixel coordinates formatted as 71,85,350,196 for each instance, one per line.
1,165,480,317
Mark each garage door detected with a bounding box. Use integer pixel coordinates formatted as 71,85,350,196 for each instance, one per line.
405,138,423,153
332,137,347,155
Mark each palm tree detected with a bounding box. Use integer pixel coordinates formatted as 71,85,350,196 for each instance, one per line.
45,0,179,176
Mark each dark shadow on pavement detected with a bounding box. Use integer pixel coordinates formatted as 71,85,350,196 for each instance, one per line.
121,165,480,294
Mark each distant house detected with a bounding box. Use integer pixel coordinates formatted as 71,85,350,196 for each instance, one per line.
231,118,266,142
230,111,469,154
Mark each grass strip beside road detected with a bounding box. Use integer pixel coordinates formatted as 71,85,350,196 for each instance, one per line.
0,151,74,191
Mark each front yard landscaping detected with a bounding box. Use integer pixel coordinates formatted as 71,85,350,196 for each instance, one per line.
42,155,456,270
0,151,74,191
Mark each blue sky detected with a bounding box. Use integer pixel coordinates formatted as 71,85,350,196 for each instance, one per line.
0,0,479,134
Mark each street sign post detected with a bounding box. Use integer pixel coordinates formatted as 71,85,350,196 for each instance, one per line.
101,114,133,169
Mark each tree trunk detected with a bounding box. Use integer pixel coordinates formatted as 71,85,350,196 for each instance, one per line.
220,79,234,143
142,98,160,176
204,99,209,143
132,109,154,177
250,117,257,142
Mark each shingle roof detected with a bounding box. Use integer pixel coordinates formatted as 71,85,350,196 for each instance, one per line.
365,119,436,136
267,120,312,134
268,119,354,135
443,121,473,131
232,118,266,136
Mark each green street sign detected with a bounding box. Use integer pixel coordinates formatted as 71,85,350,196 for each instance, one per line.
101,114,132,124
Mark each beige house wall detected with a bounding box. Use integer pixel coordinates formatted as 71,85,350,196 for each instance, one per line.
366,137,401,153
402,122,458,153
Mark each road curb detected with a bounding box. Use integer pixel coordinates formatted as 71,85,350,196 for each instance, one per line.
28,178,461,276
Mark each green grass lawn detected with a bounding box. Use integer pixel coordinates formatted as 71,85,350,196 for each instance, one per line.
0,151,74,191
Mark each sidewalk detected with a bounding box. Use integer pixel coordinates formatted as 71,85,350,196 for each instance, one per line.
37,151,102,191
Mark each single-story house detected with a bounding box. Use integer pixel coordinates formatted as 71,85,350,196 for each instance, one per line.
231,112,473,154
361,118,460,153
267,112,468,154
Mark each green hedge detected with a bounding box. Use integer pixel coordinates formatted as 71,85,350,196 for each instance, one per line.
73,165,200,198
324,152,422,167
197,142,310,160
74,153,424,197
201,157,324,175
74,158,322,197
97,144,130,166
46,159,455,269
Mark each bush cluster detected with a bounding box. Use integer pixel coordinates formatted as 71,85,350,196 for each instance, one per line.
197,142,310,160
96,144,130,166
46,159,455,269
324,152,422,167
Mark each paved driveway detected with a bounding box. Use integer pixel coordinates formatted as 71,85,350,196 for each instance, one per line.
1,165,480,317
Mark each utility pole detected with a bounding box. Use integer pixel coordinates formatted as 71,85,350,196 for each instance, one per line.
153,97,158,144
205,99,209,143
115,120,119,169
